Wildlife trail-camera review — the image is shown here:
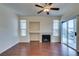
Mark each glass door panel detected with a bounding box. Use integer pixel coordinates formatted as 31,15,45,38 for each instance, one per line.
68,19,76,49
61,22,68,44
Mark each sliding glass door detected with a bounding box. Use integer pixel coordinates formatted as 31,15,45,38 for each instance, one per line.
61,18,76,49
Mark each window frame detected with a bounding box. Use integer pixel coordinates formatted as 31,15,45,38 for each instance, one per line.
19,19,27,37
52,20,59,36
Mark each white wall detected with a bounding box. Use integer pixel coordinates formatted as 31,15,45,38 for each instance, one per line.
19,16,61,43
0,5,19,54
61,4,79,21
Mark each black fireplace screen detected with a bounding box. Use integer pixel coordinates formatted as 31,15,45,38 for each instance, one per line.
42,35,50,42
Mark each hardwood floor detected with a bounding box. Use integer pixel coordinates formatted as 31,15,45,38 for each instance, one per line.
0,42,78,56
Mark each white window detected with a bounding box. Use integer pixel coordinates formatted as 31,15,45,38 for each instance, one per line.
53,20,59,36
20,20,26,36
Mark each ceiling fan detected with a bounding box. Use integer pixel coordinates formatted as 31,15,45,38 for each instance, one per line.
35,3,59,15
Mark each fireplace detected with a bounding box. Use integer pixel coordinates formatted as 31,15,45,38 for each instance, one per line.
42,35,50,42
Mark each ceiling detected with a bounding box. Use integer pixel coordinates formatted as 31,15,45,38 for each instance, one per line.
1,3,79,16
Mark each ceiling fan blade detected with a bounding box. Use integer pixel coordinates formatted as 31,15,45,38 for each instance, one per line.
37,10,43,14
47,12,49,15
50,8,59,10
35,4,44,8
48,3,53,5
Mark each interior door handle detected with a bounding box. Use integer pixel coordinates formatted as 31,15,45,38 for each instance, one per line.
75,32,77,36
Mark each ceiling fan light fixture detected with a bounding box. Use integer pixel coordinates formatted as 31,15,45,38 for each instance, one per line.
43,8,50,12
35,3,59,15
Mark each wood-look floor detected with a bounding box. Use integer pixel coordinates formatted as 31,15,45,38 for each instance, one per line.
0,42,78,56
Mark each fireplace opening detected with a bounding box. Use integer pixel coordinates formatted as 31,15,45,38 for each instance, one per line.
42,35,50,42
